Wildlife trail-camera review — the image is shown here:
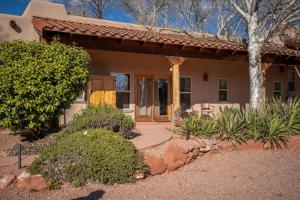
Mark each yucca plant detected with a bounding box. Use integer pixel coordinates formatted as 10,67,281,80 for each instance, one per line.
255,115,289,149
180,116,218,139
266,98,300,135
217,108,248,145
284,98,300,135
243,108,266,140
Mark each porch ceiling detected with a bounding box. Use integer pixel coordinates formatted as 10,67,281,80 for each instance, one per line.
32,17,300,65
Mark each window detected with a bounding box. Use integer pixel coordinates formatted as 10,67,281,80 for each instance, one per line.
274,81,281,98
77,91,85,102
218,79,228,102
288,70,296,92
112,73,130,109
180,76,191,109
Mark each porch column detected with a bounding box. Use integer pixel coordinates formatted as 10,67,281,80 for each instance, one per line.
261,63,272,102
166,56,186,120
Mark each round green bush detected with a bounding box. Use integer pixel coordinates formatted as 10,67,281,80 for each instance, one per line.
0,40,90,133
28,129,148,186
63,105,135,138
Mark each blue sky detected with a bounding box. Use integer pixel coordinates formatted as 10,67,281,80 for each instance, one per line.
0,0,29,15
0,0,133,23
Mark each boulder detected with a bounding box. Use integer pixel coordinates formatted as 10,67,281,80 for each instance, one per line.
164,143,188,171
16,171,48,191
175,139,202,154
144,154,167,175
0,175,15,190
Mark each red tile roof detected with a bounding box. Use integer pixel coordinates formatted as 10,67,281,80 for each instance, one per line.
32,17,300,58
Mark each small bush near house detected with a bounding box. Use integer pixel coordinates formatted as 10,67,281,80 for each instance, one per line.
63,105,135,138
0,40,90,135
28,129,148,187
180,98,300,149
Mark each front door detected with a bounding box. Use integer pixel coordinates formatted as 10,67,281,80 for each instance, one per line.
136,74,171,121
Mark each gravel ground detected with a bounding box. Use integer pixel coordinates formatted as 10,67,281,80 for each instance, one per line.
1,148,300,200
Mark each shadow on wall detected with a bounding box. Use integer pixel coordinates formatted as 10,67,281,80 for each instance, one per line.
71,190,105,200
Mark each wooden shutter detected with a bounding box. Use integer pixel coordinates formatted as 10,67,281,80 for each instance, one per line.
89,75,116,106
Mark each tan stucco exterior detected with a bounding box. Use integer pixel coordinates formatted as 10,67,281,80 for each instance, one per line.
1,0,299,124
85,50,299,121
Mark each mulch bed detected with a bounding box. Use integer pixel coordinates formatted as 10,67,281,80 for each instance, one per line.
6,132,61,156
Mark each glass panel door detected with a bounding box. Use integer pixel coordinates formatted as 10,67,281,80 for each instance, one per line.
136,76,153,121
154,76,169,121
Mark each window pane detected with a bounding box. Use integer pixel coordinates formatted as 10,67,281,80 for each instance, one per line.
116,92,130,109
115,74,130,92
288,71,295,81
288,82,295,91
274,82,281,91
180,77,191,92
219,79,227,90
219,91,227,101
180,93,191,109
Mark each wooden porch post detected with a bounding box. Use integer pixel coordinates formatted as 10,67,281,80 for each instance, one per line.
166,56,186,120
261,63,272,103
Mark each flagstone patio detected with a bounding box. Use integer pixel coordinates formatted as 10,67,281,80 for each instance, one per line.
130,122,174,150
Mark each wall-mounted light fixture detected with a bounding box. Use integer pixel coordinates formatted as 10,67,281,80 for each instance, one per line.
9,20,22,33
203,73,208,81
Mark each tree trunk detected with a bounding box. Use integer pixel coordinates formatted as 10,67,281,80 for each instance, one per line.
247,14,265,109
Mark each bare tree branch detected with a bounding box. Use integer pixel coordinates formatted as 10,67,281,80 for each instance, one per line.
229,0,250,21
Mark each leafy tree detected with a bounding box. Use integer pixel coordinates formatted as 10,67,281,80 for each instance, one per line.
0,40,90,135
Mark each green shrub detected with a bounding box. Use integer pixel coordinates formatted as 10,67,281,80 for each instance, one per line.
0,40,90,134
49,178,61,190
63,105,135,138
28,129,148,186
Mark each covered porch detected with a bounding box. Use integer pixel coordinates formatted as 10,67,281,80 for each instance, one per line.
32,17,300,123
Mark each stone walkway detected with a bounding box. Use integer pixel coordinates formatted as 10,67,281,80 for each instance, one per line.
130,122,174,150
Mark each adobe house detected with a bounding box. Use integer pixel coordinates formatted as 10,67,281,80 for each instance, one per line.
0,0,299,124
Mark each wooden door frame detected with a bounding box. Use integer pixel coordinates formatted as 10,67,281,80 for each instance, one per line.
135,73,172,122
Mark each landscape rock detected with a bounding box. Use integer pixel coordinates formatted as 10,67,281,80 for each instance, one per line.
144,154,167,175
174,139,201,154
185,148,200,165
191,148,200,157
0,175,15,189
200,145,211,153
16,171,48,191
201,139,217,147
198,140,207,148
134,171,145,180
164,143,187,171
